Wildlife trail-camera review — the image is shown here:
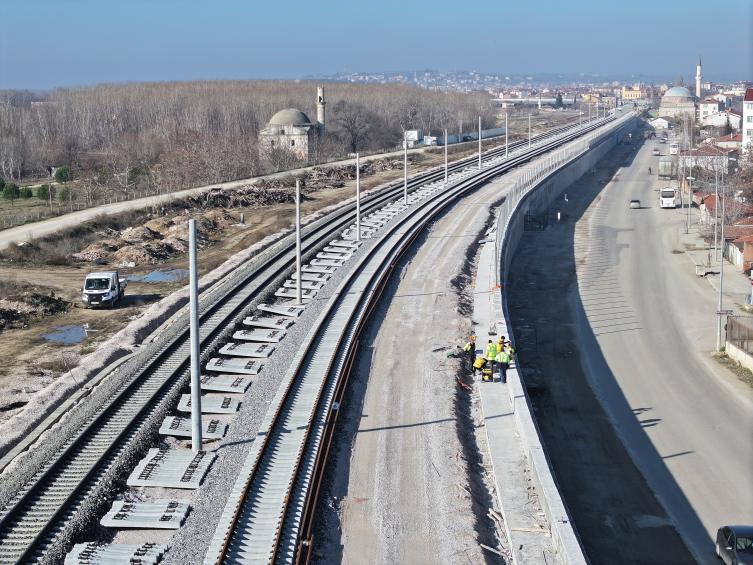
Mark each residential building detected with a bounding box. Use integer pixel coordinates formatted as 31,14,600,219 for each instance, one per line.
744,88,753,154
698,99,726,119
715,134,743,150
678,145,738,174
650,116,673,129
622,86,646,100
703,109,743,129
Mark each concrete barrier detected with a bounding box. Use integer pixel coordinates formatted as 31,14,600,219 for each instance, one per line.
492,114,637,564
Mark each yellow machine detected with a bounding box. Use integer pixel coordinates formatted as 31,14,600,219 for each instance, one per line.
473,357,494,382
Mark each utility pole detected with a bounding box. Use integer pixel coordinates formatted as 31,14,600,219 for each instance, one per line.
528,114,531,148
295,179,302,305
356,153,361,241
444,129,448,185
478,116,482,170
189,219,202,451
404,131,408,205
687,176,695,232
505,114,508,158
717,180,726,351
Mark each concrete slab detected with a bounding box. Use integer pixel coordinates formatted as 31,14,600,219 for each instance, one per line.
474,239,555,564
159,416,226,439
219,342,274,358
316,251,351,260
290,272,331,282
231,329,286,342
177,394,240,413
275,287,316,299
199,374,252,393
205,357,262,375
301,264,339,274
100,499,190,529
257,303,304,317
242,315,294,329
126,448,215,489
328,239,362,249
282,280,325,290
65,542,168,565
309,258,345,267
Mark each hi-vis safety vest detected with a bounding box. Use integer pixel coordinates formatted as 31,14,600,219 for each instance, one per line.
463,342,473,352
496,350,510,364
485,343,497,360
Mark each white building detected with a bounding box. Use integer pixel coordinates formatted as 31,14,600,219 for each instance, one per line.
678,145,738,173
744,87,753,154
702,110,743,129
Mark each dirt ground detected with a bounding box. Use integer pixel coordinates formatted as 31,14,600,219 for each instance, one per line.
505,144,697,564
0,111,581,426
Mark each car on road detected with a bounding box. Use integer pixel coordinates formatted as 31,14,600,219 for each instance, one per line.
653,148,661,156
660,138,667,143
630,199,641,209
716,525,753,564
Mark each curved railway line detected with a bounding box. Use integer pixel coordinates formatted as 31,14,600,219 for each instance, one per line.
0,115,617,565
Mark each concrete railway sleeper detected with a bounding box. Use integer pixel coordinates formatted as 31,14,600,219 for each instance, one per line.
0,116,614,565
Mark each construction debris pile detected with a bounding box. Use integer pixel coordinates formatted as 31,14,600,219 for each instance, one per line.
255,158,407,192
184,185,295,209
0,293,69,330
71,210,238,265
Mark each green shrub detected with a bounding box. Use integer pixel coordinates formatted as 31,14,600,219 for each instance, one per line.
54,166,72,183
37,184,55,200
19,187,33,199
3,183,20,205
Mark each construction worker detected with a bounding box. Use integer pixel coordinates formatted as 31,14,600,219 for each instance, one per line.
462,334,476,357
497,336,507,354
496,347,510,383
485,340,497,372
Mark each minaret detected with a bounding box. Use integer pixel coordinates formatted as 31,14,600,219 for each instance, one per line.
316,87,326,135
696,53,702,98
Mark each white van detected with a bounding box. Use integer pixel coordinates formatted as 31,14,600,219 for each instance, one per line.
660,187,677,208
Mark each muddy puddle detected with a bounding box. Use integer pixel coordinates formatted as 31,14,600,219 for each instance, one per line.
43,324,97,344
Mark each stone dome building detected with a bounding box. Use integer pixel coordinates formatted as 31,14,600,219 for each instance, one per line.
259,88,326,161
659,85,696,118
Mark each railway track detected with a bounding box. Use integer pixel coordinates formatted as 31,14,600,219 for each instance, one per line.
0,115,618,565
203,115,628,565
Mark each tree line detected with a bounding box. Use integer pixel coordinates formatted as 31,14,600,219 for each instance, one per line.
0,81,498,205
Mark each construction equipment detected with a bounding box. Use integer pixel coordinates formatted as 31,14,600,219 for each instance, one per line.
473,357,494,382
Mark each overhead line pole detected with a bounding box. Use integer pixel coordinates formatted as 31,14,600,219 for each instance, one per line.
444,129,448,185
356,153,361,241
295,179,302,305
505,113,508,158
404,131,408,205
189,219,202,451
478,116,482,170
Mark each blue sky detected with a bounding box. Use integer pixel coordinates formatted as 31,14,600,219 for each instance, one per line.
1,0,751,90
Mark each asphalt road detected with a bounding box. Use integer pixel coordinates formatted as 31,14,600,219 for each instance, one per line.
577,137,753,560
509,136,753,564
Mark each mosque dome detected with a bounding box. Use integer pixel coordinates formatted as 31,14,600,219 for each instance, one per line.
663,86,693,99
268,109,312,126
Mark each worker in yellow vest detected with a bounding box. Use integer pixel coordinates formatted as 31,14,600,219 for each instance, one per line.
496,348,510,383
485,340,497,372
462,334,476,357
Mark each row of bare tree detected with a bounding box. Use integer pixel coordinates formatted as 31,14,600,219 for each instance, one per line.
0,81,499,197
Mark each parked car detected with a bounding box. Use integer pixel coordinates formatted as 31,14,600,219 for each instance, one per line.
660,138,667,143
629,199,641,209
716,525,753,565
653,148,661,156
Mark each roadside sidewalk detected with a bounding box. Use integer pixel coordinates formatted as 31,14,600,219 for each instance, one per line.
681,226,753,310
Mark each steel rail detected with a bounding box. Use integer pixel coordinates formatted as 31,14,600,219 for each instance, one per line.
206,116,619,565
0,116,614,565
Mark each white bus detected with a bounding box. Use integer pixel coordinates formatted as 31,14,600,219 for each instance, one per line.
660,187,677,208
669,142,679,155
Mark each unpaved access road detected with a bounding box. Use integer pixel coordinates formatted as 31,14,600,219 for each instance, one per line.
312,174,514,563
508,139,753,564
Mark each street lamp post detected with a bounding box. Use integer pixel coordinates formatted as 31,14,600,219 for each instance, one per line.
686,176,695,232
528,114,531,148
403,131,408,205
717,180,726,351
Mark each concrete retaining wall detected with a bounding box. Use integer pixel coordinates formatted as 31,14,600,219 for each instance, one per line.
725,341,753,373
492,115,637,564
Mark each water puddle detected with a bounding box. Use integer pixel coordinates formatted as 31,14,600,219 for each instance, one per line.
127,269,189,283
43,325,91,344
